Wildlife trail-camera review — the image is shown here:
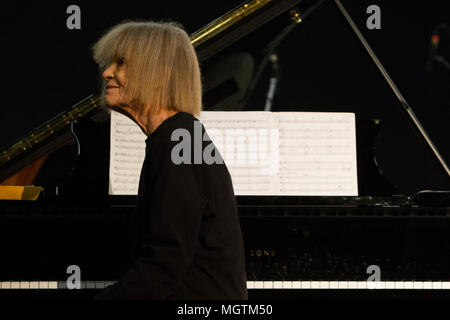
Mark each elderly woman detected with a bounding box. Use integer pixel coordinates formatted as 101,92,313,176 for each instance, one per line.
92,20,247,299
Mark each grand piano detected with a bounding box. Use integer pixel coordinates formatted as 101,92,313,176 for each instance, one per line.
0,0,450,300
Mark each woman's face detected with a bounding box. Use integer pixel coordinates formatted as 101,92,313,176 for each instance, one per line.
102,58,127,107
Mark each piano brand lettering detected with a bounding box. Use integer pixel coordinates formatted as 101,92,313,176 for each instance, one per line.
249,249,276,257
66,5,81,30
366,5,381,30
171,121,279,175
66,265,81,290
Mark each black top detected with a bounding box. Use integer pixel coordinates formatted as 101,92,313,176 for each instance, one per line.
95,112,247,299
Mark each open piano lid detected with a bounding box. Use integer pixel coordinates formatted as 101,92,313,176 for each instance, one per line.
0,0,313,180
0,0,398,203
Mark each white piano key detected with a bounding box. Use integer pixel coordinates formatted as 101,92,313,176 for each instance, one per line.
423,282,433,289
19,282,30,289
48,282,58,289
413,282,423,289
385,281,396,289
319,281,329,289
367,281,376,289
300,281,311,289
273,281,283,289
442,282,450,289
432,282,442,289
247,281,254,289
329,281,339,289
282,281,292,289
254,281,264,289
29,282,39,289
292,281,301,289
263,281,273,289
1,282,11,289
347,281,358,289
39,281,49,289
310,281,320,289
11,282,20,289
367,281,385,289
395,282,405,289
338,281,348,289
357,282,367,289
404,282,414,289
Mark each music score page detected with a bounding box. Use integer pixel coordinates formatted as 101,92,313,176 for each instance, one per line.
109,111,358,196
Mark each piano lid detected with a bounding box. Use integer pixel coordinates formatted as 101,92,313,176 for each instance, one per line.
0,0,319,182
0,0,396,198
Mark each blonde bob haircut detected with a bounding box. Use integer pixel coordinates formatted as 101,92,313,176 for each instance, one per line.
92,20,202,116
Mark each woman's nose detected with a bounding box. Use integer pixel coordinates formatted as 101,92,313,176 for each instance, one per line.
102,64,115,80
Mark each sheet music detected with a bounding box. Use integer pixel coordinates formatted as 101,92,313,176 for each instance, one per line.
199,112,279,195
109,111,358,196
276,112,358,196
109,111,146,195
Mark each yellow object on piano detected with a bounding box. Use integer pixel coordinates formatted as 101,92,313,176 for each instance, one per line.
0,185,44,200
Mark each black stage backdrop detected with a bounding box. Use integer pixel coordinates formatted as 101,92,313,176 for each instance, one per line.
0,0,449,194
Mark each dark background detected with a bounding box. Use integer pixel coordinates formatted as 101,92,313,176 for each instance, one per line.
0,0,449,195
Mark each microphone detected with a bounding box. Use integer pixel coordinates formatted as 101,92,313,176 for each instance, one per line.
425,33,440,73
264,54,280,111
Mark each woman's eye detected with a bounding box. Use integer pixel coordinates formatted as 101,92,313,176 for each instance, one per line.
117,58,125,66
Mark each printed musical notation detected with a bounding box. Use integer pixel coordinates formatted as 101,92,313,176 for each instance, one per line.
109,111,358,196
275,112,358,196
109,112,146,195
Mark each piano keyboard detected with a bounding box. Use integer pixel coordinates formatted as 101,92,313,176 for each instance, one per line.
0,281,116,289
247,281,450,290
2,281,450,290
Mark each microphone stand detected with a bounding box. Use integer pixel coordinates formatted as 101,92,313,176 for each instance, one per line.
334,0,450,179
